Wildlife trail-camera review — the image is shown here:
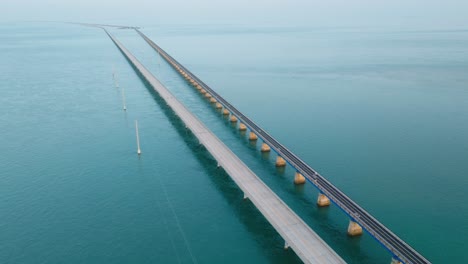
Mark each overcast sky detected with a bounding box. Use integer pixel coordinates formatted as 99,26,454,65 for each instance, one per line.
2,0,468,29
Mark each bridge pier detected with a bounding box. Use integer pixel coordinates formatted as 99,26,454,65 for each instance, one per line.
276,156,286,167
249,132,258,141
317,193,330,206
390,257,402,264
284,241,290,250
200,89,207,95
230,115,238,122
347,220,363,236
196,85,202,90
294,172,306,184
205,93,212,99
239,123,247,131
215,102,223,109
210,98,217,103
223,109,230,115
261,143,270,152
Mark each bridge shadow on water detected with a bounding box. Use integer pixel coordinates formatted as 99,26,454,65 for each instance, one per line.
121,60,302,263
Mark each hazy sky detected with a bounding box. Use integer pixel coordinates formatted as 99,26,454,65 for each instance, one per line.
2,0,468,29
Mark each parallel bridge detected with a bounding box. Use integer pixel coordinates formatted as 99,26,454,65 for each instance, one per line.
104,29,345,264
135,29,431,264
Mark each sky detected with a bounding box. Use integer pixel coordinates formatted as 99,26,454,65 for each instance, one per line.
1,0,468,29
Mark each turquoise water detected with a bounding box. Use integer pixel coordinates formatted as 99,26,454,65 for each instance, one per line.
1,22,468,263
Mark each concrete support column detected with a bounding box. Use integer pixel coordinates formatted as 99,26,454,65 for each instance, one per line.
210,98,217,103
276,156,286,167
261,143,270,152
200,89,207,95
223,109,230,115
239,123,247,131
317,193,330,206
390,258,402,264
215,102,223,109
230,115,238,122
347,220,363,236
294,172,306,185
205,93,212,98
196,85,202,90
249,132,258,141
284,241,290,250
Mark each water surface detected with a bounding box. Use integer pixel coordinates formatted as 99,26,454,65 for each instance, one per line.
1,22,467,263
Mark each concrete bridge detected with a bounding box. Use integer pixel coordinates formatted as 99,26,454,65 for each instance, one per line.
134,29,431,264
104,28,345,264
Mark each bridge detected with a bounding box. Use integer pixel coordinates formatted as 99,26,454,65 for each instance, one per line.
103,28,346,264
68,22,139,29
134,29,431,264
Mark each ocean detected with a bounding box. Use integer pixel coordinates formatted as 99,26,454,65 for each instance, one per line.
1,22,467,263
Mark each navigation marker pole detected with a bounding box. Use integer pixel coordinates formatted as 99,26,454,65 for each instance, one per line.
121,86,127,111
135,120,141,155
113,66,120,88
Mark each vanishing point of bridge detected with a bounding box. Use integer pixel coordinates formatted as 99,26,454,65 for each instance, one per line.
96,24,430,264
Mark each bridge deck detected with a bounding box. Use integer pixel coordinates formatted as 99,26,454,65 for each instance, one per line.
135,30,431,264
104,29,345,264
